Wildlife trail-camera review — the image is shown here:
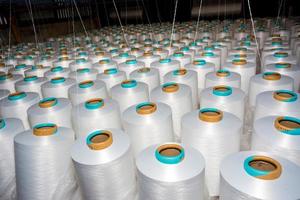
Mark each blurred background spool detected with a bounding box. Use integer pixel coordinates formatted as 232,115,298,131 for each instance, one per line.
0,73,22,92
171,52,192,67
200,86,246,122
0,118,24,200
35,55,55,68
264,63,300,92
68,80,108,106
15,76,48,97
195,52,221,70
136,143,205,200
0,89,9,100
150,83,192,140
41,77,75,98
71,129,136,200
88,51,111,64
27,97,72,128
14,124,76,200
203,46,223,66
248,72,294,108
164,69,198,108
180,46,196,59
152,48,169,59
69,58,92,72
53,57,74,68
137,52,160,68
112,52,135,65
118,59,145,78
129,48,144,58
219,151,300,200
0,63,11,74
226,54,256,65
0,92,39,129
205,69,241,89
185,59,215,95
164,46,178,56
181,108,242,197
69,68,98,82
24,65,51,77
261,49,291,69
151,58,180,82
44,66,71,79
111,80,149,113
223,59,256,93
92,59,118,74
97,68,126,94
72,98,122,138
254,90,300,121
252,116,300,166
129,67,160,93
263,52,297,67
9,64,31,76
122,102,174,157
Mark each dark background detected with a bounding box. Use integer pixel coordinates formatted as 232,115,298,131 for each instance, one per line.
0,0,298,43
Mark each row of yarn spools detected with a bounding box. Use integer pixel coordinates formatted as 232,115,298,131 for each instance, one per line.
1,104,300,200
0,18,300,199
0,75,300,199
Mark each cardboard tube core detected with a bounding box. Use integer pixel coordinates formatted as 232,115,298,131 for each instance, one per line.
273,91,297,102
95,51,104,56
60,57,69,61
136,102,157,115
216,70,230,77
138,68,150,73
100,59,110,64
39,97,57,108
162,83,179,93
79,80,94,88
263,72,281,80
199,108,223,122
156,144,185,164
158,144,182,157
245,156,282,180
232,59,247,65
213,85,232,96
85,98,104,109
104,68,117,75
121,80,137,88
144,52,153,56
33,123,57,136
8,92,26,101
275,117,300,134
173,69,187,76
87,130,113,150
275,63,291,68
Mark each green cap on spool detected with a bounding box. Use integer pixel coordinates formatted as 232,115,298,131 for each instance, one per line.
33,123,58,136
121,80,137,88
79,80,94,88
0,119,6,129
159,58,171,64
85,98,104,109
86,130,113,150
8,92,27,101
155,144,185,164
244,155,282,180
51,77,65,84
39,97,58,108
213,85,232,96
24,76,38,82
274,116,300,135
